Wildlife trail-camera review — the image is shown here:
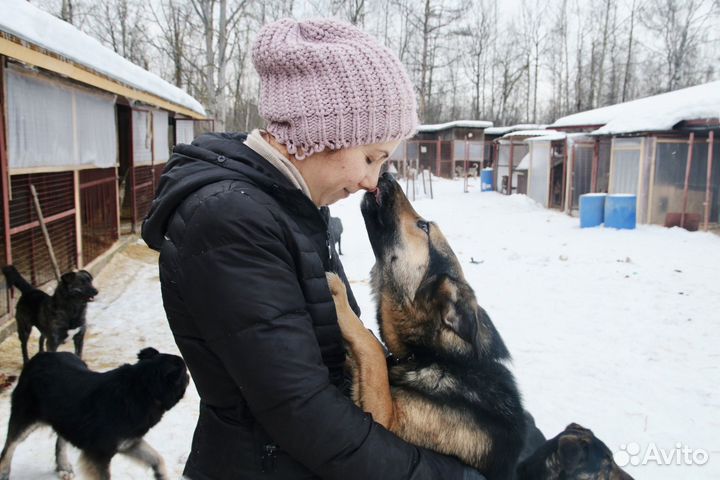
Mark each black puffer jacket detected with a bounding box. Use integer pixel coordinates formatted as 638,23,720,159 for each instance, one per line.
142,133,485,480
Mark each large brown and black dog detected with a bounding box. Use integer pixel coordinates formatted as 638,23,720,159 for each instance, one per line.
327,173,527,480
328,173,634,480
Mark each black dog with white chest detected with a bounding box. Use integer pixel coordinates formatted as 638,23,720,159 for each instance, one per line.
0,347,189,480
2,265,98,364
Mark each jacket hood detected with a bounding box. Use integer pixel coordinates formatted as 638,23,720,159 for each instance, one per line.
141,132,302,250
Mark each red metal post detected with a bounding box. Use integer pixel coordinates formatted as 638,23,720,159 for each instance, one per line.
704,131,714,231
0,56,12,269
493,142,499,191
561,139,568,211
508,142,515,195
591,139,599,192
680,132,695,228
464,137,469,193
435,139,441,178
129,110,137,233
570,144,576,210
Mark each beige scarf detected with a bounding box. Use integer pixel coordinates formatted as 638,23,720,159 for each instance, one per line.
244,129,313,200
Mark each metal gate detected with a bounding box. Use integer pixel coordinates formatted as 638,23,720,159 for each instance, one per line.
80,168,118,265
8,172,77,286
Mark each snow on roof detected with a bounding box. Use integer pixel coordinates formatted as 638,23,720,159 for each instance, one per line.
417,120,493,132
1,0,205,116
484,124,546,135
516,153,530,170
551,81,720,134
502,129,560,139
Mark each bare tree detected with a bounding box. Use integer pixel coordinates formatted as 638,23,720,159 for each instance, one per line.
622,0,638,101
329,0,367,25
642,0,715,92
520,0,548,122
187,0,250,131
87,0,151,69
401,0,464,121
151,0,192,88
458,0,490,119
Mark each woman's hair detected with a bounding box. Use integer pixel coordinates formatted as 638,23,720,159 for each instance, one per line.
252,18,419,160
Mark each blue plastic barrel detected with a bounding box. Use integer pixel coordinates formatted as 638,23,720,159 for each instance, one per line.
604,194,637,229
481,168,493,192
579,194,606,228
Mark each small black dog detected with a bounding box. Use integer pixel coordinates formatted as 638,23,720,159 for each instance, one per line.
2,265,98,364
516,423,634,479
328,216,344,255
0,347,189,480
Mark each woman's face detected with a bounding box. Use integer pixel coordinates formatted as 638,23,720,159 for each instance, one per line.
293,140,401,207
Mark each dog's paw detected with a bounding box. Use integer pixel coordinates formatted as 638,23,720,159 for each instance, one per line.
325,272,351,310
325,272,346,296
57,468,75,480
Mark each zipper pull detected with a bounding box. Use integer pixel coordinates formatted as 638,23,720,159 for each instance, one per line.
261,443,277,473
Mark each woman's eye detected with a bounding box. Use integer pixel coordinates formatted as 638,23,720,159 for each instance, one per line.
417,220,429,233
366,156,373,165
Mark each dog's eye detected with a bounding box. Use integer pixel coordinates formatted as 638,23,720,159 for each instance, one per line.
417,220,430,234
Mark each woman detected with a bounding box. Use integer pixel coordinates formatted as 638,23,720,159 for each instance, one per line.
142,18,484,480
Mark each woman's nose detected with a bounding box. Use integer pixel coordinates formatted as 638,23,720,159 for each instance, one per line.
359,163,384,191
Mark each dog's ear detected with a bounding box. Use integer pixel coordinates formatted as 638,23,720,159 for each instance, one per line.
78,270,93,280
438,279,475,345
558,433,587,472
60,271,76,284
138,347,160,360
437,277,510,360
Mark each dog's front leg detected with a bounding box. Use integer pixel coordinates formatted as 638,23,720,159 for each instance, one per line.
78,452,111,480
55,437,74,479
326,273,397,430
72,326,86,359
119,439,169,480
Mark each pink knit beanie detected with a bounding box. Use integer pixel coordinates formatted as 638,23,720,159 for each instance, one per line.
252,18,419,160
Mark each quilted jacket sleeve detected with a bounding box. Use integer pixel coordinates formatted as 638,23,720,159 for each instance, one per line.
177,188,485,480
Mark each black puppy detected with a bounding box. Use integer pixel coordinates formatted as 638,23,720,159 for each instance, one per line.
2,265,98,364
517,423,634,480
328,216,344,255
0,347,189,480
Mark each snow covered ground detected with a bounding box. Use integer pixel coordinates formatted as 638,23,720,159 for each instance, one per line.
1,177,718,479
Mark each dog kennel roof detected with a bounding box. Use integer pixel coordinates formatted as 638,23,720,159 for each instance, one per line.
417,120,493,132
550,80,720,135
1,0,206,119
484,124,547,136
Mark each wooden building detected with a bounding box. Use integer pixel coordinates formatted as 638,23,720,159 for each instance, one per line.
0,1,206,327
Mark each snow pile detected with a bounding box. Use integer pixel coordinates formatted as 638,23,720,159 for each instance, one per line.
551,81,720,134
1,180,719,479
1,0,205,116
